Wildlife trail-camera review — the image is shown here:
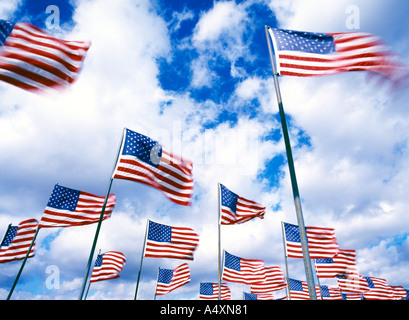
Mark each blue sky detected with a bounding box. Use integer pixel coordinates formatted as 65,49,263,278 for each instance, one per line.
0,0,409,300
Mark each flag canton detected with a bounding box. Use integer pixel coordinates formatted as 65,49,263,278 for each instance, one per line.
316,258,333,264
46,185,80,211
122,129,162,168
224,251,241,271
220,184,238,213
148,221,172,242
271,29,335,54
0,20,14,46
364,277,375,288
158,268,174,284
200,283,214,295
94,254,104,267
1,226,18,246
320,285,330,297
284,223,301,242
244,293,257,300
288,278,303,291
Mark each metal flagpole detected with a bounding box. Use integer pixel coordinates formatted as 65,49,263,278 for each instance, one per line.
83,249,101,300
78,129,125,300
217,183,222,300
7,227,39,300
265,25,317,299
134,219,149,300
153,267,160,300
0,224,11,245
280,222,291,300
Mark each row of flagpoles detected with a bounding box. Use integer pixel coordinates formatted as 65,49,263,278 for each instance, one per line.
0,18,407,300
2,178,408,300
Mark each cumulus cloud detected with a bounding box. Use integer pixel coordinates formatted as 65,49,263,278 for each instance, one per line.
1,0,408,300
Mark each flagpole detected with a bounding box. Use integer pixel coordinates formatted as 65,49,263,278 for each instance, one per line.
134,219,149,300
154,267,160,300
217,182,222,300
0,224,12,245
6,227,39,300
280,222,291,300
265,25,317,300
78,129,125,300
313,260,324,300
83,249,101,300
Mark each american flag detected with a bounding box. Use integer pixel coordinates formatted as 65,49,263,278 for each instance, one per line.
89,251,126,283
219,184,265,225
319,285,343,300
250,265,287,293
391,286,407,300
362,277,394,300
0,20,90,94
155,263,190,296
287,278,312,300
222,251,266,285
199,282,231,300
244,292,275,300
112,128,194,206
144,220,199,260
336,274,371,293
315,249,358,278
40,184,116,228
268,28,403,80
283,222,339,259
0,219,38,263
341,293,363,300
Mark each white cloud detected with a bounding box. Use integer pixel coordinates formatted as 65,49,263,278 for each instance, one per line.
192,1,247,43
1,0,409,300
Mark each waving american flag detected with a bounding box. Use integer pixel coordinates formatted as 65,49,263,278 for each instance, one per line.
222,251,266,285
90,251,126,283
113,128,194,206
283,222,339,259
0,20,90,94
268,28,404,81
0,219,38,263
219,183,265,225
40,184,116,228
144,220,199,260
155,263,190,296
199,282,231,300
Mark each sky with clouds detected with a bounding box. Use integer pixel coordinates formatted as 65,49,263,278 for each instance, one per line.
0,0,408,300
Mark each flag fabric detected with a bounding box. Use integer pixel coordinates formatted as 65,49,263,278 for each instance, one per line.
341,293,363,300
244,292,275,300
199,282,231,300
362,277,394,300
283,222,339,259
112,128,194,206
268,28,402,80
319,285,343,300
315,249,358,278
250,266,287,293
155,263,191,296
337,275,371,293
287,278,312,300
144,220,199,260
222,251,266,285
0,20,90,94
391,286,407,300
39,184,116,228
0,219,38,263
219,184,266,225
89,251,126,283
